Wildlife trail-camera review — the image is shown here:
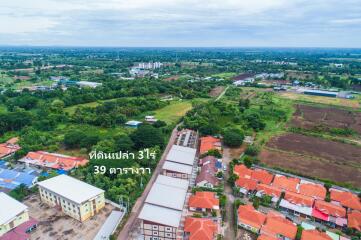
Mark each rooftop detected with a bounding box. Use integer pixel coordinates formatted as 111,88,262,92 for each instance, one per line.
166,145,196,166
199,136,221,154
256,184,282,198
348,211,361,231
299,183,326,199
330,189,361,211
251,169,274,185
162,161,193,174
188,192,219,210
272,175,300,193
236,177,258,191
20,151,88,171
37,175,104,204
314,200,346,218
184,217,218,240
261,212,297,240
284,191,314,207
138,203,182,228
234,164,252,179
145,175,189,211
0,192,28,225
238,204,266,230
301,230,332,240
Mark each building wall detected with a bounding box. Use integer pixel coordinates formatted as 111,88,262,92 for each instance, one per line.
39,187,105,222
238,221,259,233
141,220,177,240
0,211,29,237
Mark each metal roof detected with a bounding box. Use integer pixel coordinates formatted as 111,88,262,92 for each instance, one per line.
138,203,182,228
162,161,193,174
37,175,104,204
145,183,187,210
93,210,124,240
0,192,28,225
166,145,196,166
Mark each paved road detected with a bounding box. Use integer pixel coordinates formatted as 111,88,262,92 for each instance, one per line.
117,125,180,240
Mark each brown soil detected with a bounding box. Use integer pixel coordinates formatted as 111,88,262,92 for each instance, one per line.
209,86,225,97
260,133,361,187
291,104,361,134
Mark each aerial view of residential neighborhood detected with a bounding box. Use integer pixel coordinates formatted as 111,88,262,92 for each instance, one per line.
1,1,361,240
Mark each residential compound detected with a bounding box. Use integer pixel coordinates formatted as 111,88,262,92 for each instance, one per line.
234,164,361,239
37,175,105,222
0,192,37,239
137,130,222,240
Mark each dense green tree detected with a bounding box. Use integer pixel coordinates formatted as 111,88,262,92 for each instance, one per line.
223,128,244,147
130,125,164,149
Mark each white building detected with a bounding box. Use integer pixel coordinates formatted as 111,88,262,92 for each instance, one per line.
138,175,189,240
37,175,105,222
162,161,193,180
0,193,29,237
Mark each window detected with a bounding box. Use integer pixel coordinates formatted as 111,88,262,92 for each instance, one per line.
165,227,171,232
153,231,158,236
165,233,172,237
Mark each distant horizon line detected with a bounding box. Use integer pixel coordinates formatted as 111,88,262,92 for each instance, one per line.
0,45,361,50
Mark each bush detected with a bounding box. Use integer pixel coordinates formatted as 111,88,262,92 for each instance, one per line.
223,128,244,147
245,145,260,156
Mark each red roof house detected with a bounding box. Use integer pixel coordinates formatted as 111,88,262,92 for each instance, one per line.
330,189,361,211
298,183,326,200
237,204,266,233
199,136,221,155
261,211,297,240
184,217,218,240
251,169,274,185
19,151,88,171
272,175,300,193
236,177,258,194
301,230,332,240
189,192,219,212
0,138,21,159
348,211,361,231
234,164,252,179
312,200,347,227
256,184,282,200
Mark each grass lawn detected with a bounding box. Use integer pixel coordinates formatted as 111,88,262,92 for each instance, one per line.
211,72,237,79
64,101,102,114
153,100,193,124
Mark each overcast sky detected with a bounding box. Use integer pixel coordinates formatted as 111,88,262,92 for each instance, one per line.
1,0,361,47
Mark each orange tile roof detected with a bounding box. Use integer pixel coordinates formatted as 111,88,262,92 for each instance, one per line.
330,189,361,211
348,211,361,231
256,184,282,198
257,235,278,240
261,213,297,240
251,169,274,185
234,164,252,178
284,191,314,207
238,205,266,230
236,177,258,191
301,230,332,240
299,183,326,199
199,136,221,154
314,200,346,218
6,137,19,145
0,143,21,158
22,151,88,171
272,175,300,192
189,192,219,210
184,217,217,240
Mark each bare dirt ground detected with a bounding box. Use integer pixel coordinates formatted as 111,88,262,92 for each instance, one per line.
291,104,361,134
24,194,116,240
260,133,361,187
209,86,225,97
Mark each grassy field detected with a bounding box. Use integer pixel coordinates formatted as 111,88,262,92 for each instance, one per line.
65,101,102,114
153,100,194,124
211,72,237,79
278,92,360,109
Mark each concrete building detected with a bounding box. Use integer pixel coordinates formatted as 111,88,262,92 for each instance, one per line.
162,161,193,180
37,175,105,222
165,145,197,166
0,193,32,237
138,175,189,240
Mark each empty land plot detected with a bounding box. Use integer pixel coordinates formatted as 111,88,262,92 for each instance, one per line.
260,133,361,187
24,194,116,240
209,86,225,97
291,104,361,134
279,92,360,108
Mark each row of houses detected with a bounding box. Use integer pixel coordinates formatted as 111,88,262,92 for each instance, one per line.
234,164,361,236
238,204,348,240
